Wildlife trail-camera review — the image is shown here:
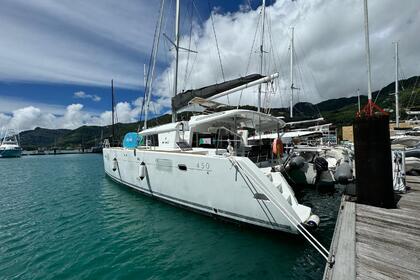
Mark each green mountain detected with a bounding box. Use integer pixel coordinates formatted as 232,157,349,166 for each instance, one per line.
18,76,419,150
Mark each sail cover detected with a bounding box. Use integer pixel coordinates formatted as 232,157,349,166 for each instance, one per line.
172,74,264,112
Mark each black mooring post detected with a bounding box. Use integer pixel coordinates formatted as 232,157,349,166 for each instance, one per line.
353,114,395,208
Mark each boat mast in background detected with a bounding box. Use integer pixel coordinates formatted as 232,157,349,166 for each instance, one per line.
394,41,400,127
358,0,386,116
257,0,266,113
172,0,180,123
363,0,373,113
290,27,295,118
111,79,115,145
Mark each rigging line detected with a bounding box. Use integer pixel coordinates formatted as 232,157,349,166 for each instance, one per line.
230,159,277,227
163,39,174,109
182,0,194,91
138,0,165,128
232,158,330,261
144,0,166,129
294,35,323,117
398,58,407,91
408,76,419,108
373,86,383,104
185,52,199,87
207,0,229,105
237,8,261,108
267,11,281,104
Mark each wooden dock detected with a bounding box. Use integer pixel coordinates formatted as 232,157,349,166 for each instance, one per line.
323,176,420,280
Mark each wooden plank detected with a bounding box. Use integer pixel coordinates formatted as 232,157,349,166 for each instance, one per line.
357,262,394,280
357,203,420,221
356,205,420,234
323,200,355,280
356,221,420,253
406,175,420,185
357,250,420,280
356,235,420,273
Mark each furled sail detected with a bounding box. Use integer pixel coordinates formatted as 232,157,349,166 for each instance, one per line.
171,74,264,112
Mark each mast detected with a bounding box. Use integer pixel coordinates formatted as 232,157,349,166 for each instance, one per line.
363,0,373,113
172,0,180,123
394,41,399,128
290,27,294,118
357,88,361,112
257,0,266,113
111,79,115,144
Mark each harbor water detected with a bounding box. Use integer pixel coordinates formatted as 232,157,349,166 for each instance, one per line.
0,154,343,279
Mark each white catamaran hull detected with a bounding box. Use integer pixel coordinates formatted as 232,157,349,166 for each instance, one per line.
103,147,313,234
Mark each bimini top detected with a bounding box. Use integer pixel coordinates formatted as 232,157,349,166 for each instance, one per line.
189,109,285,131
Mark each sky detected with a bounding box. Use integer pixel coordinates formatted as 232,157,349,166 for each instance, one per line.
0,0,419,131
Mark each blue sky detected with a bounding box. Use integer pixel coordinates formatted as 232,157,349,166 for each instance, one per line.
0,0,419,131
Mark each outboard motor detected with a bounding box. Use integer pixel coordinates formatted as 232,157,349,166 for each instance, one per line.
314,157,334,187
314,157,329,173
288,156,305,170
334,160,353,184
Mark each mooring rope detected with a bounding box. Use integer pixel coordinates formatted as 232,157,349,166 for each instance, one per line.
229,157,332,263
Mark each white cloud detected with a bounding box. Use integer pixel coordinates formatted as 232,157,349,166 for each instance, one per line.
0,96,168,131
5,106,56,131
0,96,66,115
73,91,101,102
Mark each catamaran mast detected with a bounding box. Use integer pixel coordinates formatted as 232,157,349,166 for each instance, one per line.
363,0,373,112
172,0,180,123
290,27,294,118
394,41,399,128
257,0,266,113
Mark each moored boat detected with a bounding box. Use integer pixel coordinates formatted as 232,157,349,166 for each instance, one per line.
0,129,22,158
104,109,320,234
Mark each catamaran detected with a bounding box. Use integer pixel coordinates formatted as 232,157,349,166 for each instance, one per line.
103,0,323,235
0,129,22,158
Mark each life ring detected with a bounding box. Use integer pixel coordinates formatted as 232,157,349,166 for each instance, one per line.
272,138,284,157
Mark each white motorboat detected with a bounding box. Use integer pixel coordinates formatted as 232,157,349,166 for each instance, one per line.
0,129,22,158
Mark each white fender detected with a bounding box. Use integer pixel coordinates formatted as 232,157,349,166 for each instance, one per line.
139,162,146,180
112,158,118,171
